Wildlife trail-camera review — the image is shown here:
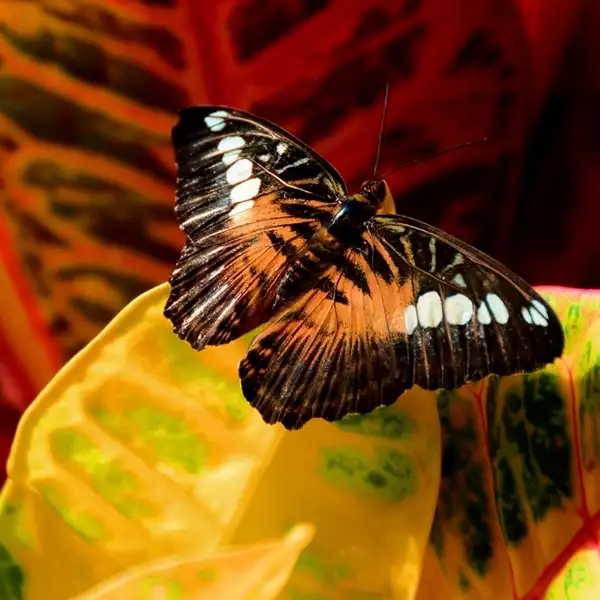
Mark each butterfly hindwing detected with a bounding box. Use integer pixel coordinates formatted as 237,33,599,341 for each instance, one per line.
239,247,408,428
165,106,346,349
239,215,564,429
166,232,308,349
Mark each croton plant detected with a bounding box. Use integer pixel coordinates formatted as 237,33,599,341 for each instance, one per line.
0,0,599,599
0,283,598,600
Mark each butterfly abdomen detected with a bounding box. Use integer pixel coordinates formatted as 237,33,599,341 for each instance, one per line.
274,227,345,307
274,198,374,307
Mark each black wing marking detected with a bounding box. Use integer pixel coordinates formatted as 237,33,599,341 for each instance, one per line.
171,105,346,240
165,106,346,350
239,216,564,429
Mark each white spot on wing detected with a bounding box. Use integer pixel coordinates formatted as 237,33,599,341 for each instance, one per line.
531,299,549,319
222,151,241,165
417,290,443,328
204,110,228,132
529,299,549,326
277,157,310,173
218,136,245,165
521,306,533,324
276,142,287,155
486,293,509,324
226,158,253,184
477,302,492,325
404,304,418,335
229,200,255,216
218,135,245,152
453,273,467,288
429,237,436,272
443,252,465,273
445,294,474,325
230,177,261,203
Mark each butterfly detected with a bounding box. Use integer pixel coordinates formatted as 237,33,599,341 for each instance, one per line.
164,105,565,430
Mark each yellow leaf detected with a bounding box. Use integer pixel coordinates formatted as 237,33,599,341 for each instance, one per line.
544,547,600,600
73,524,314,600
0,283,441,600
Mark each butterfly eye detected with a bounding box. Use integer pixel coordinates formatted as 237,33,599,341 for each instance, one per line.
361,179,387,206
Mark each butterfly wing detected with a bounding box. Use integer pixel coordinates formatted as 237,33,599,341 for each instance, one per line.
369,214,564,386
239,214,564,429
164,106,346,349
239,246,407,429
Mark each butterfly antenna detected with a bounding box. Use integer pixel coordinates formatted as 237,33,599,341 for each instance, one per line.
379,137,489,180
373,82,390,178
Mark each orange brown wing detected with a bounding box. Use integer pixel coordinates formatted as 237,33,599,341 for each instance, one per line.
164,106,346,350
239,218,564,430
239,242,413,428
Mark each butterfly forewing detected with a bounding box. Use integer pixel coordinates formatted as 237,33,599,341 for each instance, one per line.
171,106,346,240
370,213,564,384
165,106,346,350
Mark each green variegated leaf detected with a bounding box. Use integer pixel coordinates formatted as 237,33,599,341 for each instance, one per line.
0,283,598,600
416,288,600,600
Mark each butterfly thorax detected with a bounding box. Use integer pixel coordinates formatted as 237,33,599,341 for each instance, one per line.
327,178,391,248
274,180,390,307
327,197,376,248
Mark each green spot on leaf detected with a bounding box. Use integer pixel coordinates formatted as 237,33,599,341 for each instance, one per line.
336,408,415,439
434,390,494,576
319,446,417,502
39,485,105,542
0,505,32,548
579,341,600,469
127,405,208,474
50,428,154,518
295,551,351,586
90,400,209,476
141,576,184,600
0,545,25,600
566,303,582,334
91,405,128,436
496,456,528,544
508,374,571,519
163,333,249,423
488,372,572,545
296,552,328,583
196,568,216,581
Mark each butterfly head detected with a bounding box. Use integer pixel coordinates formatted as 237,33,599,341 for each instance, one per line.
360,179,395,214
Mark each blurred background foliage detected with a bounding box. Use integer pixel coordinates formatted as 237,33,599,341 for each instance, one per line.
1,0,600,471
0,1,599,598
0,0,598,525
